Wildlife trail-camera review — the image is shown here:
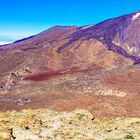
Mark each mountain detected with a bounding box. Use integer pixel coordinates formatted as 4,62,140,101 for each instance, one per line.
0,11,140,118
59,11,140,64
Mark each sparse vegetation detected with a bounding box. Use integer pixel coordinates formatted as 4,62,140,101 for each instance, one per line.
0,109,139,140
105,138,121,140
124,135,135,139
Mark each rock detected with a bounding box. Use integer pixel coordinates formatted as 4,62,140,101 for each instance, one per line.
0,131,12,140
12,127,39,140
16,98,30,106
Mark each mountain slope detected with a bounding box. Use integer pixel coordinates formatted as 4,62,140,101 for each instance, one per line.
57,11,140,64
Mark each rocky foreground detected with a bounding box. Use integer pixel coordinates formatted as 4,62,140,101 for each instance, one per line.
0,109,140,140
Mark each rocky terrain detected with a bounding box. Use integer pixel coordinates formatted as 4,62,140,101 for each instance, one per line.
0,109,140,140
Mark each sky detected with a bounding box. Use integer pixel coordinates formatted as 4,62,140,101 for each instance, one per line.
0,0,140,44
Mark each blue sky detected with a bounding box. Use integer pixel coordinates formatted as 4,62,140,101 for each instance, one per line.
0,0,140,43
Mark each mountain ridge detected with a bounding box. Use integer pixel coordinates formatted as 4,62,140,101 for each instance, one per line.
1,11,140,64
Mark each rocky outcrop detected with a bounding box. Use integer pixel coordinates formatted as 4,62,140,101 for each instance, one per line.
0,109,140,140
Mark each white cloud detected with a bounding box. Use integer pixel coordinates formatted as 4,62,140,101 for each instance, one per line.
0,41,11,45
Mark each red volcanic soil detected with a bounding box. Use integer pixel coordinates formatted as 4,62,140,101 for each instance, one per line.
24,65,101,81
103,66,140,94
1,91,140,119
0,65,140,119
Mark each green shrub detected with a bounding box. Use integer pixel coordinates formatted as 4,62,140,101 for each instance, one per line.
104,138,120,140
124,135,135,139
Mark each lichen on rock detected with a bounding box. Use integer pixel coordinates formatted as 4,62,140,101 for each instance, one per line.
0,109,140,140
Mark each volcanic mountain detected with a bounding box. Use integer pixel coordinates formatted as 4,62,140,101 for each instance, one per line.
0,11,140,118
